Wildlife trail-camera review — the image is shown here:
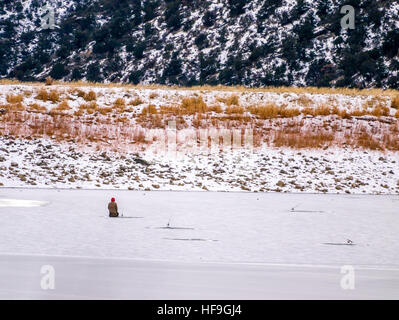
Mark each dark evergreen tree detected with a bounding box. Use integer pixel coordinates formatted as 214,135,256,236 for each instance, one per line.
50,63,69,80
129,70,143,84
132,0,142,26
71,68,83,81
133,42,146,60
164,0,181,31
86,62,102,82
143,0,159,22
203,10,216,27
163,51,182,83
228,0,246,17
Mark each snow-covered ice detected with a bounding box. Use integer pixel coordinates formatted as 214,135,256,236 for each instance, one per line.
0,189,398,299
0,198,49,207
2,254,399,300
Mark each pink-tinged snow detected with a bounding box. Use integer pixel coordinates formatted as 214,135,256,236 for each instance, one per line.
0,189,398,299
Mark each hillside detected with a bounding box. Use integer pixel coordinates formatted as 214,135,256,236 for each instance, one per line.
1,81,399,193
1,0,399,88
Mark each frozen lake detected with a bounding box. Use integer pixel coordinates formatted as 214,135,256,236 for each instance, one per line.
0,189,398,299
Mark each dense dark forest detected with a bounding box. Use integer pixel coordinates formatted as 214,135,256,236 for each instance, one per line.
0,0,398,88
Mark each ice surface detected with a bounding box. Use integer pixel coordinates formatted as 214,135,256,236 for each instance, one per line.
0,189,398,299
1,254,399,300
0,199,49,207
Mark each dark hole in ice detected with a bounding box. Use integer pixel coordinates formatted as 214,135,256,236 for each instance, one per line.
118,216,144,219
157,226,195,230
289,205,325,213
323,243,356,246
290,210,325,213
100,216,144,219
164,238,218,242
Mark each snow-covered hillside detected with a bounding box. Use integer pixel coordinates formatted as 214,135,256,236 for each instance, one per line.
1,0,399,88
1,83,399,194
1,137,399,194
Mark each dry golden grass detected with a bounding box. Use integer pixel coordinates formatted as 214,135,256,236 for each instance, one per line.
382,132,399,150
214,115,252,123
314,105,331,116
159,105,179,115
363,96,388,109
225,105,245,114
371,105,390,117
113,98,127,112
207,105,223,113
116,116,129,124
2,79,399,151
28,103,47,112
6,94,24,104
279,107,301,118
0,79,24,85
141,104,158,116
132,129,147,144
356,132,383,150
248,104,279,119
1,107,397,151
49,90,61,103
50,100,71,114
144,114,163,128
149,92,159,99
391,95,399,109
78,102,98,115
84,90,97,102
302,105,334,116
224,95,240,106
70,88,86,98
348,109,366,117
129,97,144,106
35,89,61,103
180,97,208,115
1,79,398,99
98,107,113,115
114,98,126,106
175,116,188,128
58,100,70,110
331,105,340,115
336,109,348,119
302,107,314,116
273,130,334,148
35,88,48,101
45,77,54,86
0,103,25,111
294,95,313,107
23,90,33,98
192,113,203,128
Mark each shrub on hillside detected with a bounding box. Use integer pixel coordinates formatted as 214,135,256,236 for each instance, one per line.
391,95,399,109
6,94,23,104
180,97,208,115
